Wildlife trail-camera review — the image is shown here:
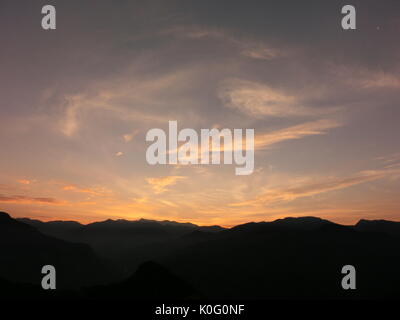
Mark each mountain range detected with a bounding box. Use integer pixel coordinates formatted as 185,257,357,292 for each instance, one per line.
1,211,400,299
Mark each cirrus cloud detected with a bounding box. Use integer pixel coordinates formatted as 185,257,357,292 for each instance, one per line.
231,168,399,207
218,79,337,118
0,194,62,205
146,176,187,194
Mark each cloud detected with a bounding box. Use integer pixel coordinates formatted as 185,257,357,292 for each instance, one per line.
17,179,32,185
375,153,400,164
153,119,340,161
255,119,342,150
218,79,336,118
123,129,139,142
374,153,400,170
165,25,281,60
164,26,226,40
231,169,398,207
0,194,61,205
331,65,400,90
62,185,109,196
361,72,400,89
115,152,124,157
58,66,205,137
240,47,279,60
146,176,186,194
61,95,82,137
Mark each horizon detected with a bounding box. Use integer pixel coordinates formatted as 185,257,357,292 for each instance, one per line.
5,210,398,229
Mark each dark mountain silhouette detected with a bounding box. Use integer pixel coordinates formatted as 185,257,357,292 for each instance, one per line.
85,261,200,299
158,217,400,299
0,212,117,290
0,276,50,299
17,218,83,241
3,212,400,299
179,230,217,243
355,219,400,237
18,217,224,241
227,216,334,235
271,216,334,230
18,216,225,276
0,276,77,299
18,217,224,247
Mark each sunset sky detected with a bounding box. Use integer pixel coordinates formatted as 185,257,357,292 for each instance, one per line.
0,0,399,226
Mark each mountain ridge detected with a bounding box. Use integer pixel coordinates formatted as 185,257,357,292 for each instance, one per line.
3,211,400,299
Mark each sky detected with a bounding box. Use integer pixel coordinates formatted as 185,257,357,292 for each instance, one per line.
0,0,399,226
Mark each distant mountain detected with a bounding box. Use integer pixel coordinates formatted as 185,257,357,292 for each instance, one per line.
85,261,200,299
0,276,49,299
0,276,77,299
355,219,400,237
159,217,400,299
0,260,199,300
228,216,335,234
18,217,224,243
6,212,400,299
179,230,217,243
0,212,116,289
17,218,84,246
271,216,334,230
18,216,225,276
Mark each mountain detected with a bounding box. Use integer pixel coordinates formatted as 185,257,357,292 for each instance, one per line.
227,216,335,234
0,212,116,289
355,219,400,237
18,217,224,246
159,217,400,299
18,216,225,276
6,213,400,299
270,216,334,230
17,218,83,241
85,261,200,299
0,276,77,299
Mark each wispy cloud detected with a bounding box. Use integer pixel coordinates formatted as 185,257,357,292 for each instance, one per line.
231,169,398,207
376,153,400,164
0,194,62,205
123,129,139,142
17,179,32,185
146,176,186,194
331,65,400,90
164,26,282,60
361,72,400,89
59,67,204,137
255,119,342,150
62,184,110,196
218,79,337,118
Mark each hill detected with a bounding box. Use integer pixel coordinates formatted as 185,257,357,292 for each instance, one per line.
0,212,116,289
5,213,400,299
